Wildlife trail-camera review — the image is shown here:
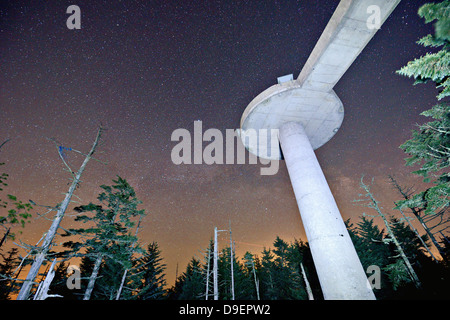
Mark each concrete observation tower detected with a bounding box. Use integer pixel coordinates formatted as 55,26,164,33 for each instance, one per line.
240,0,400,299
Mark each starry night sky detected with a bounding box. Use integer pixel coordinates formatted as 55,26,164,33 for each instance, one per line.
0,0,440,285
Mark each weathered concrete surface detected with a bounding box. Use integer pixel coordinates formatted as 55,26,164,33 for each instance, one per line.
279,122,375,300
240,84,344,160
297,0,401,92
239,0,401,299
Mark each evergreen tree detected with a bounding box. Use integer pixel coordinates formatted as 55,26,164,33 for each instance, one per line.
396,0,450,216
233,258,254,299
166,270,186,300
62,176,146,300
93,255,127,300
243,252,260,300
217,246,253,300
271,237,304,299
178,258,204,300
288,239,322,299
131,242,167,300
259,248,276,299
356,177,423,291
351,217,390,270
390,217,431,264
0,161,33,247
388,216,449,298
258,237,307,300
347,217,398,298
0,247,19,299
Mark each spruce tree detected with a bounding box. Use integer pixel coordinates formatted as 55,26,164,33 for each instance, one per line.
258,237,307,300
0,247,19,299
62,176,145,300
178,258,204,300
259,248,276,299
217,246,253,300
354,217,390,270
243,252,260,300
396,0,450,216
131,242,166,300
271,237,304,299
288,239,321,299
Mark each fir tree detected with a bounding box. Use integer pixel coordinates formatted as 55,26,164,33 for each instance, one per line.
355,177,423,290
271,237,303,299
397,1,450,100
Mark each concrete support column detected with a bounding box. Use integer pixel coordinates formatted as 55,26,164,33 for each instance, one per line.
279,121,375,300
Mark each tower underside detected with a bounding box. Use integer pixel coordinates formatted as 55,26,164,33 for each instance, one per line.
238,0,401,300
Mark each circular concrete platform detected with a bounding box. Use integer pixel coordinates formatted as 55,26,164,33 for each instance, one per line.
240,81,344,160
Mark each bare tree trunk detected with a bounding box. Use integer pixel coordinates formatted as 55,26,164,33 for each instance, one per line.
397,206,438,262
0,227,10,248
389,175,445,259
116,269,128,300
360,178,422,289
17,127,103,300
33,258,63,300
213,227,218,300
83,254,103,300
300,262,314,300
205,245,211,300
229,222,235,301
250,258,260,300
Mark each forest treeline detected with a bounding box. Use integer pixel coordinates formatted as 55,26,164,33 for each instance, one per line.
167,219,450,300
0,197,449,300
1,0,449,301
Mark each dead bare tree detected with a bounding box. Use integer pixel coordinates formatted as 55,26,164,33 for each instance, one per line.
33,258,63,300
229,221,235,301
356,177,422,289
300,262,314,300
389,175,447,259
16,126,104,300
